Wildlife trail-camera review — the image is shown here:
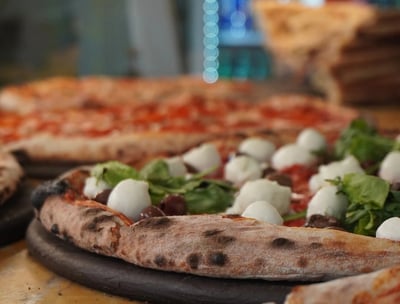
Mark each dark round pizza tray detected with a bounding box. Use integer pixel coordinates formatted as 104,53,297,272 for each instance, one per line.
26,219,299,304
0,179,36,246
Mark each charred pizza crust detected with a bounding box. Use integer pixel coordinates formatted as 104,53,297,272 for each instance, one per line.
33,167,400,281
7,132,216,164
0,149,24,206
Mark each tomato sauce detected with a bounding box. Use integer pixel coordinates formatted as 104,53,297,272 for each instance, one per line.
0,96,351,146
281,164,317,227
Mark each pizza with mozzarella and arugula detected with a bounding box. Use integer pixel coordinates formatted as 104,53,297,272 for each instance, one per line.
31,117,400,303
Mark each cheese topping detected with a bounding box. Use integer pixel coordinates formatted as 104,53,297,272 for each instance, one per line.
242,200,283,225
224,155,262,186
107,179,152,221
230,179,291,215
296,128,327,152
83,176,111,199
183,143,221,172
309,155,365,193
271,144,317,171
376,217,400,241
238,137,276,162
306,185,348,220
379,151,400,184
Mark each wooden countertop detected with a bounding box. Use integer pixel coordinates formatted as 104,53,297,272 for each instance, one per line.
0,241,139,304
1,105,399,304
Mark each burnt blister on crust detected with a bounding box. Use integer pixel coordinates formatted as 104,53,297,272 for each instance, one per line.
297,257,309,268
62,230,73,243
214,235,236,245
137,217,172,229
187,253,201,269
203,229,223,237
83,214,115,232
154,255,167,267
271,237,296,249
203,229,236,246
309,242,323,249
50,223,59,234
31,179,69,210
207,252,228,266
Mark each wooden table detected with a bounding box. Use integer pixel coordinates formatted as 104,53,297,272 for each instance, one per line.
1,105,399,304
0,241,139,304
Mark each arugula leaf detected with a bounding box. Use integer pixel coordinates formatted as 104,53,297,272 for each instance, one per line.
140,159,171,181
393,140,400,151
341,173,390,209
283,210,307,222
334,119,394,168
332,173,400,236
345,192,400,236
92,160,235,214
91,161,139,187
184,182,234,214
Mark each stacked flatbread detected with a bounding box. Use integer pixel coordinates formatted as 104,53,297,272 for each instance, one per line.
252,1,400,104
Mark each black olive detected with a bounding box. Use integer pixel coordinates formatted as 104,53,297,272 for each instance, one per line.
159,194,187,215
94,189,112,205
183,163,199,174
391,182,400,191
262,166,276,177
305,214,343,230
265,172,293,188
139,206,166,220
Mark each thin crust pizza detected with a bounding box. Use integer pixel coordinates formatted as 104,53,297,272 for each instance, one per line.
0,76,254,114
33,166,400,281
0,76,358,166
31,117,400,297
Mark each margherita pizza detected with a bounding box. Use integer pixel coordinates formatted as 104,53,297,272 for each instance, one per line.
0,76,357,165
0,76,254,113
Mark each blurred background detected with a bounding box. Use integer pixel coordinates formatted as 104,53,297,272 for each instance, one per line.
0,0,399,86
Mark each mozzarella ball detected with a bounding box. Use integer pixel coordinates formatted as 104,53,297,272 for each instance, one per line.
183,143,221,172
83,176,111,199
379,151,400,184
308,174,323,194
232,179,291,215
296,128,327,152
224,155,262,186
306,185,348,220
320,155,365,180
165,156,187,177
107,179,152,221
271,144,317,170
376,217,400,241
310,155,365,192
238,138,276,163
242,201,283,225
